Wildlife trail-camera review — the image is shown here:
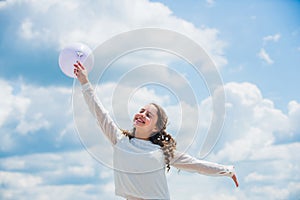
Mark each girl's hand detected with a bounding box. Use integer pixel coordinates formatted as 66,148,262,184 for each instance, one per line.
73,61,89,85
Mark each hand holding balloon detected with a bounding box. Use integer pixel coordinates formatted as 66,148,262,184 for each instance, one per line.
74,61,89,85
58,43,94,78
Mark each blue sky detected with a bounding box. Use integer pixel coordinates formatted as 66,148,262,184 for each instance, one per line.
155,0,300,111
1,0,300,199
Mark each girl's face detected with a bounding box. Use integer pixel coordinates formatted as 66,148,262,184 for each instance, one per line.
133,104,158,137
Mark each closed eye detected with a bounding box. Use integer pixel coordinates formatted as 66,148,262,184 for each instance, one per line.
138,108,153,118
139,108,145,113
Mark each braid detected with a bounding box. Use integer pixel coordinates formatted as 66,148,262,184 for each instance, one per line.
148,103,177,172
149,130,176,172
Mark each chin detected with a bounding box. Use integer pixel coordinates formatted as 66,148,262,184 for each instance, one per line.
133,124,142,128
133,121,145,128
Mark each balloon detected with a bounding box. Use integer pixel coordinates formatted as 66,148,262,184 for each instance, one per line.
58,43,94,78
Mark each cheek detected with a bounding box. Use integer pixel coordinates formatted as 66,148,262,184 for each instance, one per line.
144,118,151,126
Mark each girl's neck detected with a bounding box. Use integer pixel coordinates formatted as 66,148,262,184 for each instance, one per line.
134,136,149,141
134,130,150,140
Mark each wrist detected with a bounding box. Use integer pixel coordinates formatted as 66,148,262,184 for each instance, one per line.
80,78,89,85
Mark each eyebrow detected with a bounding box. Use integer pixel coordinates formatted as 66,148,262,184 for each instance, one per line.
140,108,154,116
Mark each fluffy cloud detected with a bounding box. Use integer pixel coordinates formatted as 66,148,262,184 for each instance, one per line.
263,33,281,44
1,78,300,199
1,0,227,68
0,150,117,200
0,79,31,152
258,33,280,65
0,79,30,128
0,171,42,188
209,82,294,161
203,82,300,199
166,82,300,200
0,78,79,154
288,100,300,132
1,1,299,198
258,48,274,65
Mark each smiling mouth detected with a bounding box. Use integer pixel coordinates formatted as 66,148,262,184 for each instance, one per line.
134,117,145,124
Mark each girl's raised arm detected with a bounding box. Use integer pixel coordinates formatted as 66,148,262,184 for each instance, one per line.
74,62,120,145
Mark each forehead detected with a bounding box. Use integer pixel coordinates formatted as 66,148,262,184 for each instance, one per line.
142,104,158,115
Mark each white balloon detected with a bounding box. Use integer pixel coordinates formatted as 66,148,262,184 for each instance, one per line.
58,43,94,78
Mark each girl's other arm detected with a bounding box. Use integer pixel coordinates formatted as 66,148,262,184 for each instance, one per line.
171,151,239,187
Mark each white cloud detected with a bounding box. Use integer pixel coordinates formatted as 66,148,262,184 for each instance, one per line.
288,100,300,131
0,171,42,188
20,18,40,40
245,172,270,182
0,78,79,153
210,82,294,161
1,0,227,68
168,82,300,200
1,78,300,199
258,33,280,65
0,0,8,9
0,0,299,198
258,48,274,64
0,150,117,200
15,83,72,133
0,157,25,171
263,33,281,44
0,79,30,128
206,0,215,7
16,112,50,135
199,82,300,199
0,79,32,151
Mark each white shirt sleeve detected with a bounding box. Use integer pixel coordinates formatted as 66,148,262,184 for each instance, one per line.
81,82,120,145
171,151,234,177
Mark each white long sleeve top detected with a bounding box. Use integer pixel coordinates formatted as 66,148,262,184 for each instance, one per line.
81,82,234,200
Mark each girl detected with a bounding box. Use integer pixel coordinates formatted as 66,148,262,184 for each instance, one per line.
74,61,239,200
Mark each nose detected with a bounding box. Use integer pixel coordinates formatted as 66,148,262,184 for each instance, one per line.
139,112,146,118
138,111,147,118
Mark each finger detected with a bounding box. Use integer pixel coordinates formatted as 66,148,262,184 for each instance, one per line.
74,64,82,72
73,64,81,71
76,61,85,70
73,68,79,76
